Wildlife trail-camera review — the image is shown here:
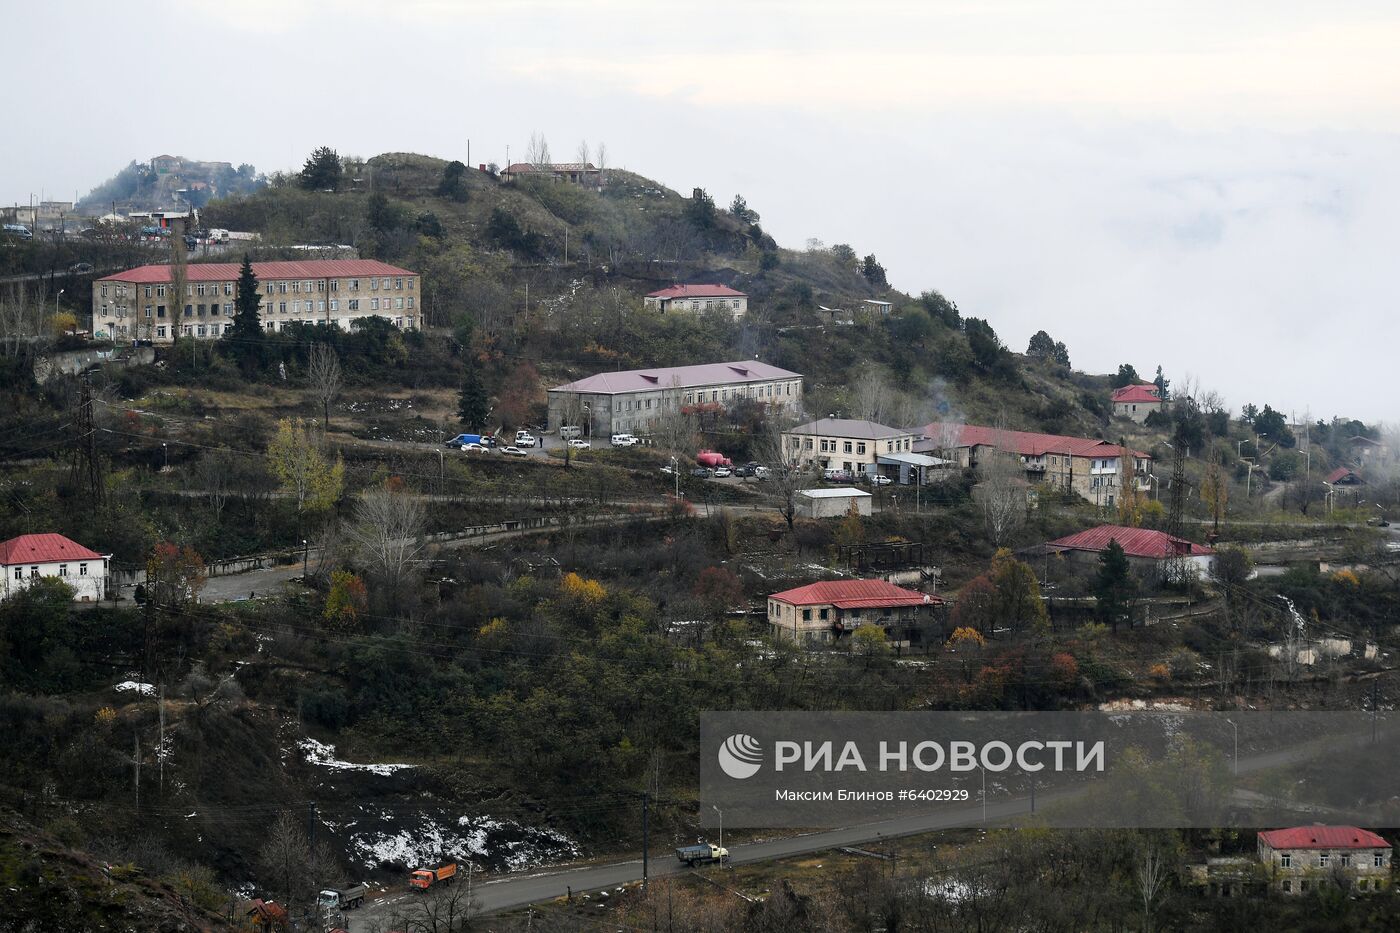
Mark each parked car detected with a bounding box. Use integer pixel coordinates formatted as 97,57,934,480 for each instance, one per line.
567,439,591,449
499,446,527,457
611,433,639,447
869,474,893,486
461,443,489,454
823,469,854,483
68,262,94,274
753,465,771,479
559,425,583,440
733,464,756,478
515,430,537,447
690,467,712,478
713,466,732,478
659,464,676,475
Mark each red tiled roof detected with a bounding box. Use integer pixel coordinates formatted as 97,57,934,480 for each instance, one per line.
1047,525,1212,559
1258,826,1389,850
1111,383,1163,404
98,259,416,284
646,283,748,300
0,533,105,565
770,579,936,609
922,423,1151,460
1326,467,1362,484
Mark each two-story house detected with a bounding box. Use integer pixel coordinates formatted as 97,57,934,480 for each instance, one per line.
1258,826,1391,895
0,534,110,602
783,419,920,476
767,579,937,645
1111,383,1167,422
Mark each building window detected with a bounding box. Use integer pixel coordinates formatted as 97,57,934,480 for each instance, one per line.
804,438,813,450
802,609,811,621
1342,854,1352,867
57,564,67,577
156,326,165,338
348,299,359,311
316,280,325,292
407,297,414,309
843,441,853,454
407,277,415,290
382,277,390,289
350,279,359,291
11,568,19,581
144,305,153,317
144,285,153,298
100,284,108,297
819,608,829,620
278,282,288,294
1281,880,1290,892
224,283,233,296
1319,854,1330,868
303,281,313,292
1376,854,1386,867
1358,879,1368,891
857,442,866,455
371,278,378,290
1280,854,1291,868
394,277,403,289
371,298,379,310
329,300,338,311
29,566,38,578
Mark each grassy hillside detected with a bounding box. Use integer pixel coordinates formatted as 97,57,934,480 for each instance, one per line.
199,151,1116,438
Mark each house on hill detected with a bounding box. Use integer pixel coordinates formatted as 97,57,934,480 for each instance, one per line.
1257,826,1391,895
500,161,602,189
0,534,110,602
1348,435,1388,466
94,259,419,342
1045,524,1213,580
644,284,748,319
1111,383,1167,422
920,423,1152,507
1326,467,1363,486
767,578,939,645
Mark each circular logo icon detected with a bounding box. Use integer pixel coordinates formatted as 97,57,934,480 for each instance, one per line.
718,733,763,779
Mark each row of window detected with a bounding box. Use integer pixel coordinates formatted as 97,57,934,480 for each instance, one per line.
105,315,416,340
100,276,417,300
680,381,799,405
101,297,414,320
1279,853,1385,869
657,298,743,311
13,563,93,579
790,436,915,455
1281,877,1384,892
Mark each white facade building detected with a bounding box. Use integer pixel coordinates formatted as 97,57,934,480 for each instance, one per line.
0,534,110,602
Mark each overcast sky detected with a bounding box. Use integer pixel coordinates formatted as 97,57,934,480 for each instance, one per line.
5,0,1397,421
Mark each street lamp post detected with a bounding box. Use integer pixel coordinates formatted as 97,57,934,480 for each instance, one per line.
712,804,725,865
1225,718,1238,776
55,288,64,322
301,539,308,581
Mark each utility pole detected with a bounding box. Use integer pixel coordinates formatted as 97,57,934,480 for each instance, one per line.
641,790,649,896
308,800,317,849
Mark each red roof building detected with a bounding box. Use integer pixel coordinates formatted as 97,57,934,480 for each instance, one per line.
1257,826,1392,895
1111,383,1167,423
1047,525,1213,560
0,534,110,602
644,284,749,318
919,423,1152,506
767,579,939,645
1326,467,1363,485
94,260,419,344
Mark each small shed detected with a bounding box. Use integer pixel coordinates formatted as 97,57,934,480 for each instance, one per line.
798,487,872,519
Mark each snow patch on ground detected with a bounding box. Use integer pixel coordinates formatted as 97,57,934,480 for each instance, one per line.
333,807,579,873
114,681,155,696
297,738,414,776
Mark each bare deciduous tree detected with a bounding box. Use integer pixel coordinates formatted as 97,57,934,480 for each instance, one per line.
652,376,698,468
753,415,812,530
525,131,551,169
575,139,590,166
1136,843,1169,933
974,420,1027,546
0,285,45,359
347,481,427,610
307,343,343,429
194,447,237,522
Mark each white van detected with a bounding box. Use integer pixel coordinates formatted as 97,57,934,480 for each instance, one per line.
611,433,638,447
559,425,582,440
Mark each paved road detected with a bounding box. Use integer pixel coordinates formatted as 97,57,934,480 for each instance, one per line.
344,721,1387,930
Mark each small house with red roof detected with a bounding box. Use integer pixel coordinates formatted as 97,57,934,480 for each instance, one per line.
0,534,110,602
644,284,748,319
1045,524,1214,580
1326,466,1363,486
1110,383,1167,422
1257,825,1391,895
767,578,939,645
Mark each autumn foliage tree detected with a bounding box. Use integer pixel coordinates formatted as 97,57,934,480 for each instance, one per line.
145,542,207,608
267,418,344,531
323,570,368,631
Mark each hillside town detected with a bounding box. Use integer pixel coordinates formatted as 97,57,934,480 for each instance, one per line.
1,6,1398,931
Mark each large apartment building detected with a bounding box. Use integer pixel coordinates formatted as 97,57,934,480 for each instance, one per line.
93,259,420,343
547,360,803,437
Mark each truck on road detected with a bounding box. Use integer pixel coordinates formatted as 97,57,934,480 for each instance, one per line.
676,843,729,866
446,433,495,449
410,862,458,889
318,883,368,912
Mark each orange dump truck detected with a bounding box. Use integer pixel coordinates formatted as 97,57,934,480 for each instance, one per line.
410,862,457,890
